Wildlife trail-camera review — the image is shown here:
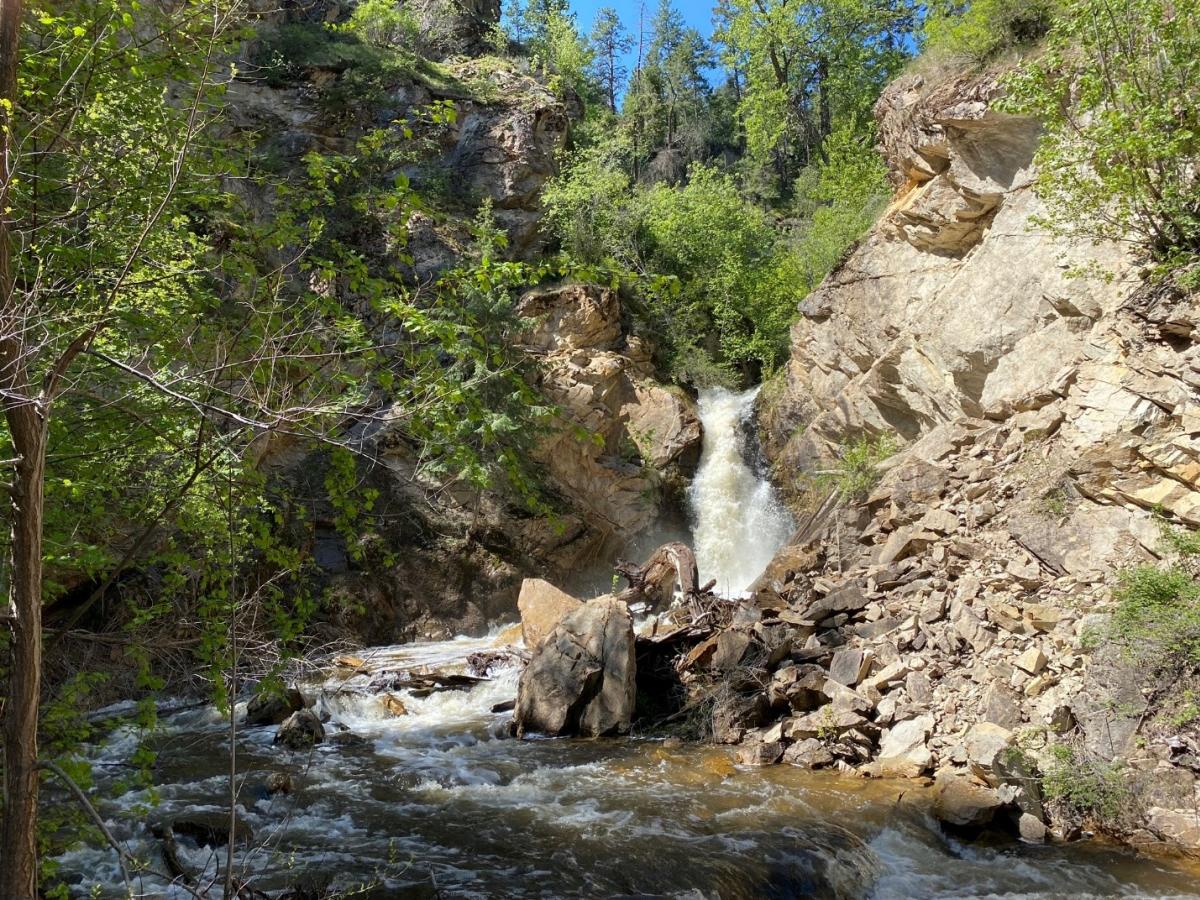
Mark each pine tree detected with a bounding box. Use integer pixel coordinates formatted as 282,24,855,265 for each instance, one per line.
590,7,633,113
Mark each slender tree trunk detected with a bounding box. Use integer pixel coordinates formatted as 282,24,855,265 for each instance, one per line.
0,1,43,895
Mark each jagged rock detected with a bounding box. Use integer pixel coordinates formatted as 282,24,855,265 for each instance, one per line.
518,578,584,651
964,723,1012,785
829,648,872,686
275,709,325,751
245,687,305,726
805,581,869,621
787,709,869,741
873,714,934,777
713,692,772,744
1014,647,1048,675
516,283,621,353
515,598,636,738
876,529,939,566
783,738,836,769
981,682,1023,729
711,629,754,670
906,670,934,704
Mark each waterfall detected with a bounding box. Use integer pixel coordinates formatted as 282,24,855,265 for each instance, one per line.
687,387,795,596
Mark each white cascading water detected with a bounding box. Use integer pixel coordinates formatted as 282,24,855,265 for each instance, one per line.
687,386,795,595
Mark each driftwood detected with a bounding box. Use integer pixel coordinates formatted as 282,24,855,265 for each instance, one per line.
614,541,700,612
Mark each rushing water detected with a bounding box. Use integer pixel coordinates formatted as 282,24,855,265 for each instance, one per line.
58,636,1200,898
688,387,795,595
52,386,1200,898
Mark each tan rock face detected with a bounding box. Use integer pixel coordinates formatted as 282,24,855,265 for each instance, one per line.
517,578,584,651
516,283,622,352
522,282,703,544
751,59,1200,855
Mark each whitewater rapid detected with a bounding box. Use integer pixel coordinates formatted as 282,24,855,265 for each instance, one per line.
54,634,1200,898
687,386,795,595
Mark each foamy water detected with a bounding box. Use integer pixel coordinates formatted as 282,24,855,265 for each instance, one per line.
53,634,1200,898
688,387,795,595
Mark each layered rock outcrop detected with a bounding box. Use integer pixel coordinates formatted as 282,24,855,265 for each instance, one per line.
754,64,1200,853
522,282,703,541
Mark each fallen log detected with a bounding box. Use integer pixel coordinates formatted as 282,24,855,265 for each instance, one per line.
614,541,701,611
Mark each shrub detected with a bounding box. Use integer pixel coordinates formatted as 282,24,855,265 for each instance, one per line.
343,0,422,50
1042,743,1128,821
1107,564,1200,668
823,433,899,500
1003,0,1200,282
924,0,1056,62
790,124,891,292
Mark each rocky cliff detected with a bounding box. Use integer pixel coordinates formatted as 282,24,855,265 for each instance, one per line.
229,10,701,642
754,65,1200,852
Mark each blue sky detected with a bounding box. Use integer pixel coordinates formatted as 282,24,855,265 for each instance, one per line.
568,1,723,91
568,0,716,46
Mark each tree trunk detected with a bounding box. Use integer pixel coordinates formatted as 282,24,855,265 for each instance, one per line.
0,0,42,895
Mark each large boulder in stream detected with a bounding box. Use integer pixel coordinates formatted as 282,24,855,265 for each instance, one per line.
518,577,584,650
515,597,636,737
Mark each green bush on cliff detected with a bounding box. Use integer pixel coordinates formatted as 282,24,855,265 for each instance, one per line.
1042,744,1129,821
1003,0,1200,282
923,0,1056,62
1108,564,1200,668
823,433,899,500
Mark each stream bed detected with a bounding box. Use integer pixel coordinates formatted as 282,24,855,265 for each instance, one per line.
57,634,1200,899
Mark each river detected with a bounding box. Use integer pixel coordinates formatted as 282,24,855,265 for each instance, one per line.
53,388,1200,897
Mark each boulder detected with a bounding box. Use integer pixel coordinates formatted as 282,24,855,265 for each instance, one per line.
964,723,1013,785
873,714,934,777
517,578,584,651
829,648,872,686
275,709,324,751
981,682,1023,729
784,738,836,769
1014,646,1048,675
933,772,1004,828
244,686,305,726
515,598,636,737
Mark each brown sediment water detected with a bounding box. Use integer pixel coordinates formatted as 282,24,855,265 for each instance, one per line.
55,633,1200,899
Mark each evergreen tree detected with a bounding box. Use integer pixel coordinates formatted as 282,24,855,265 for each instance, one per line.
590,6,633,113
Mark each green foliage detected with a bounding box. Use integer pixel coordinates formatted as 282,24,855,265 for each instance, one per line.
342,0,422,50
1158,515,1200,557
590,6,632,112
252,21,462,115
715,0,915,193
1107,564,1200,668
1003,0,1200,280
823,433,899,500
1042,743,1129,820
639,165,800,373
790,124,891,290
923,0,1056,62
530,10,596,102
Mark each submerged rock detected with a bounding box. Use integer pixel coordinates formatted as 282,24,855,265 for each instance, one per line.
515,598,636,737
275,708,325,750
